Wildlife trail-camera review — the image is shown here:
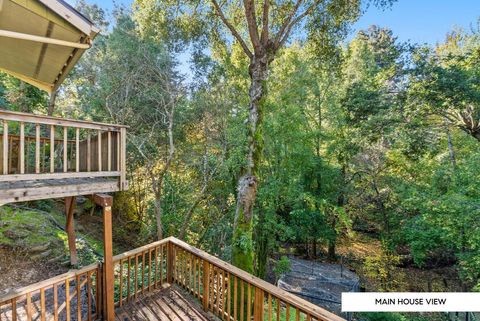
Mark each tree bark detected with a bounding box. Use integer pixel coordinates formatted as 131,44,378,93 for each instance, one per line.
232,57,268,275
47,90,57,116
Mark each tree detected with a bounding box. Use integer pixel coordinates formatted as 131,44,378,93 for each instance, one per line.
408,28,480,142
134,0,386,275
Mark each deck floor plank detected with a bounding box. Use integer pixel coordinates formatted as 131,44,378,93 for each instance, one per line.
115,285,214,321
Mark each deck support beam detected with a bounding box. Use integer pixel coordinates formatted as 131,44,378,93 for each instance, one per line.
90,194,114,321
65,196,78,265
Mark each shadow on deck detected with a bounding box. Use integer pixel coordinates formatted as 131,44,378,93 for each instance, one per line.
115,285,214,321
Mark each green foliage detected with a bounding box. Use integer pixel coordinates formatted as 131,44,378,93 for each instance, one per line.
273,256,292,281
358,312,407,321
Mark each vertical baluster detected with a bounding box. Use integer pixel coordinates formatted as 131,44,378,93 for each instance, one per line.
202,261,210,311
107,131,111,171
127,257,131,302
233,276,238,321
76,128,80,172
86,132,91,172
63,127,68,172
19,122,24,174
25,138,30,173
26,293,32,321
8,137,12,173
76,275,81,321
227,273,231,321
50,125,55,173
193,255,197,296
240,279,244,321
97,130,102,171
40,288,46,321
295,308,299,321
148,249,152,291
306,314,311,321
217,268,221,316
87,272,92,321
116,131,120,171
268,294,272,321
134,255,138,299
119,260,123,307
247,283,251,321
154,246,158,289
276,299,280,321
54,283,58,321
35,124,40,173
66,279,70,321
142,251,146,294
42,137,46,172
221,270,225,319
286,303,290,321
3,121,8,175
160,246,164,285
11,298,16,321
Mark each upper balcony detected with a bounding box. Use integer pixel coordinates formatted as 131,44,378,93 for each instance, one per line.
0,110,128,205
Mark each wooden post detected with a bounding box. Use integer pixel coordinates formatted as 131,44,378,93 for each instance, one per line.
202,260,210,311
120,128,126,190
19,122,24,174
254,287,264,321
50,125,55,173
63,127,68,172
3,120,8,174
65,197,78,265
35,124,40,173
90,194,114,321
167,242,174,284
75,128,80,172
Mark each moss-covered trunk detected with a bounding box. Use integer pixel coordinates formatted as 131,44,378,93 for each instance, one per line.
232,57,268,275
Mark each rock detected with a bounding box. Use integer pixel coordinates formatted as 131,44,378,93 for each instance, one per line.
3,229,29,240
29,242,51,253
31,249,52,260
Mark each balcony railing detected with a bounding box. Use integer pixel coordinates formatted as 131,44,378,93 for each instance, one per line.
0,238,345,321
0,110,127,190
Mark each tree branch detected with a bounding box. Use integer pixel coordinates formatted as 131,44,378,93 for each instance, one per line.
243,0,261,53
260,0,269,46
273,0,303,49
211,0,253,59
275,0,324,50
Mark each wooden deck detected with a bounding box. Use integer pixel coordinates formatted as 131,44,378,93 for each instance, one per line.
0,177,120,205
0,238,346,321
0,110,128,204
115,285,214,321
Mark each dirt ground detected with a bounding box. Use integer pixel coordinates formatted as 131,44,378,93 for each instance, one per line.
0,247,68,294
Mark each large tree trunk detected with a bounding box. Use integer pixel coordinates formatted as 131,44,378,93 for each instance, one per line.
232,57,268,275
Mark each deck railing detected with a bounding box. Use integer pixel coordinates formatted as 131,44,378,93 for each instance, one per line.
0,238,344,321
0,263,102,321
0,110,127,190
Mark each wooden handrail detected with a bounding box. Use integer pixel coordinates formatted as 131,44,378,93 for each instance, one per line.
0,262,99,303
0,109,128,131
0,110,128,192
168,237,345,321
